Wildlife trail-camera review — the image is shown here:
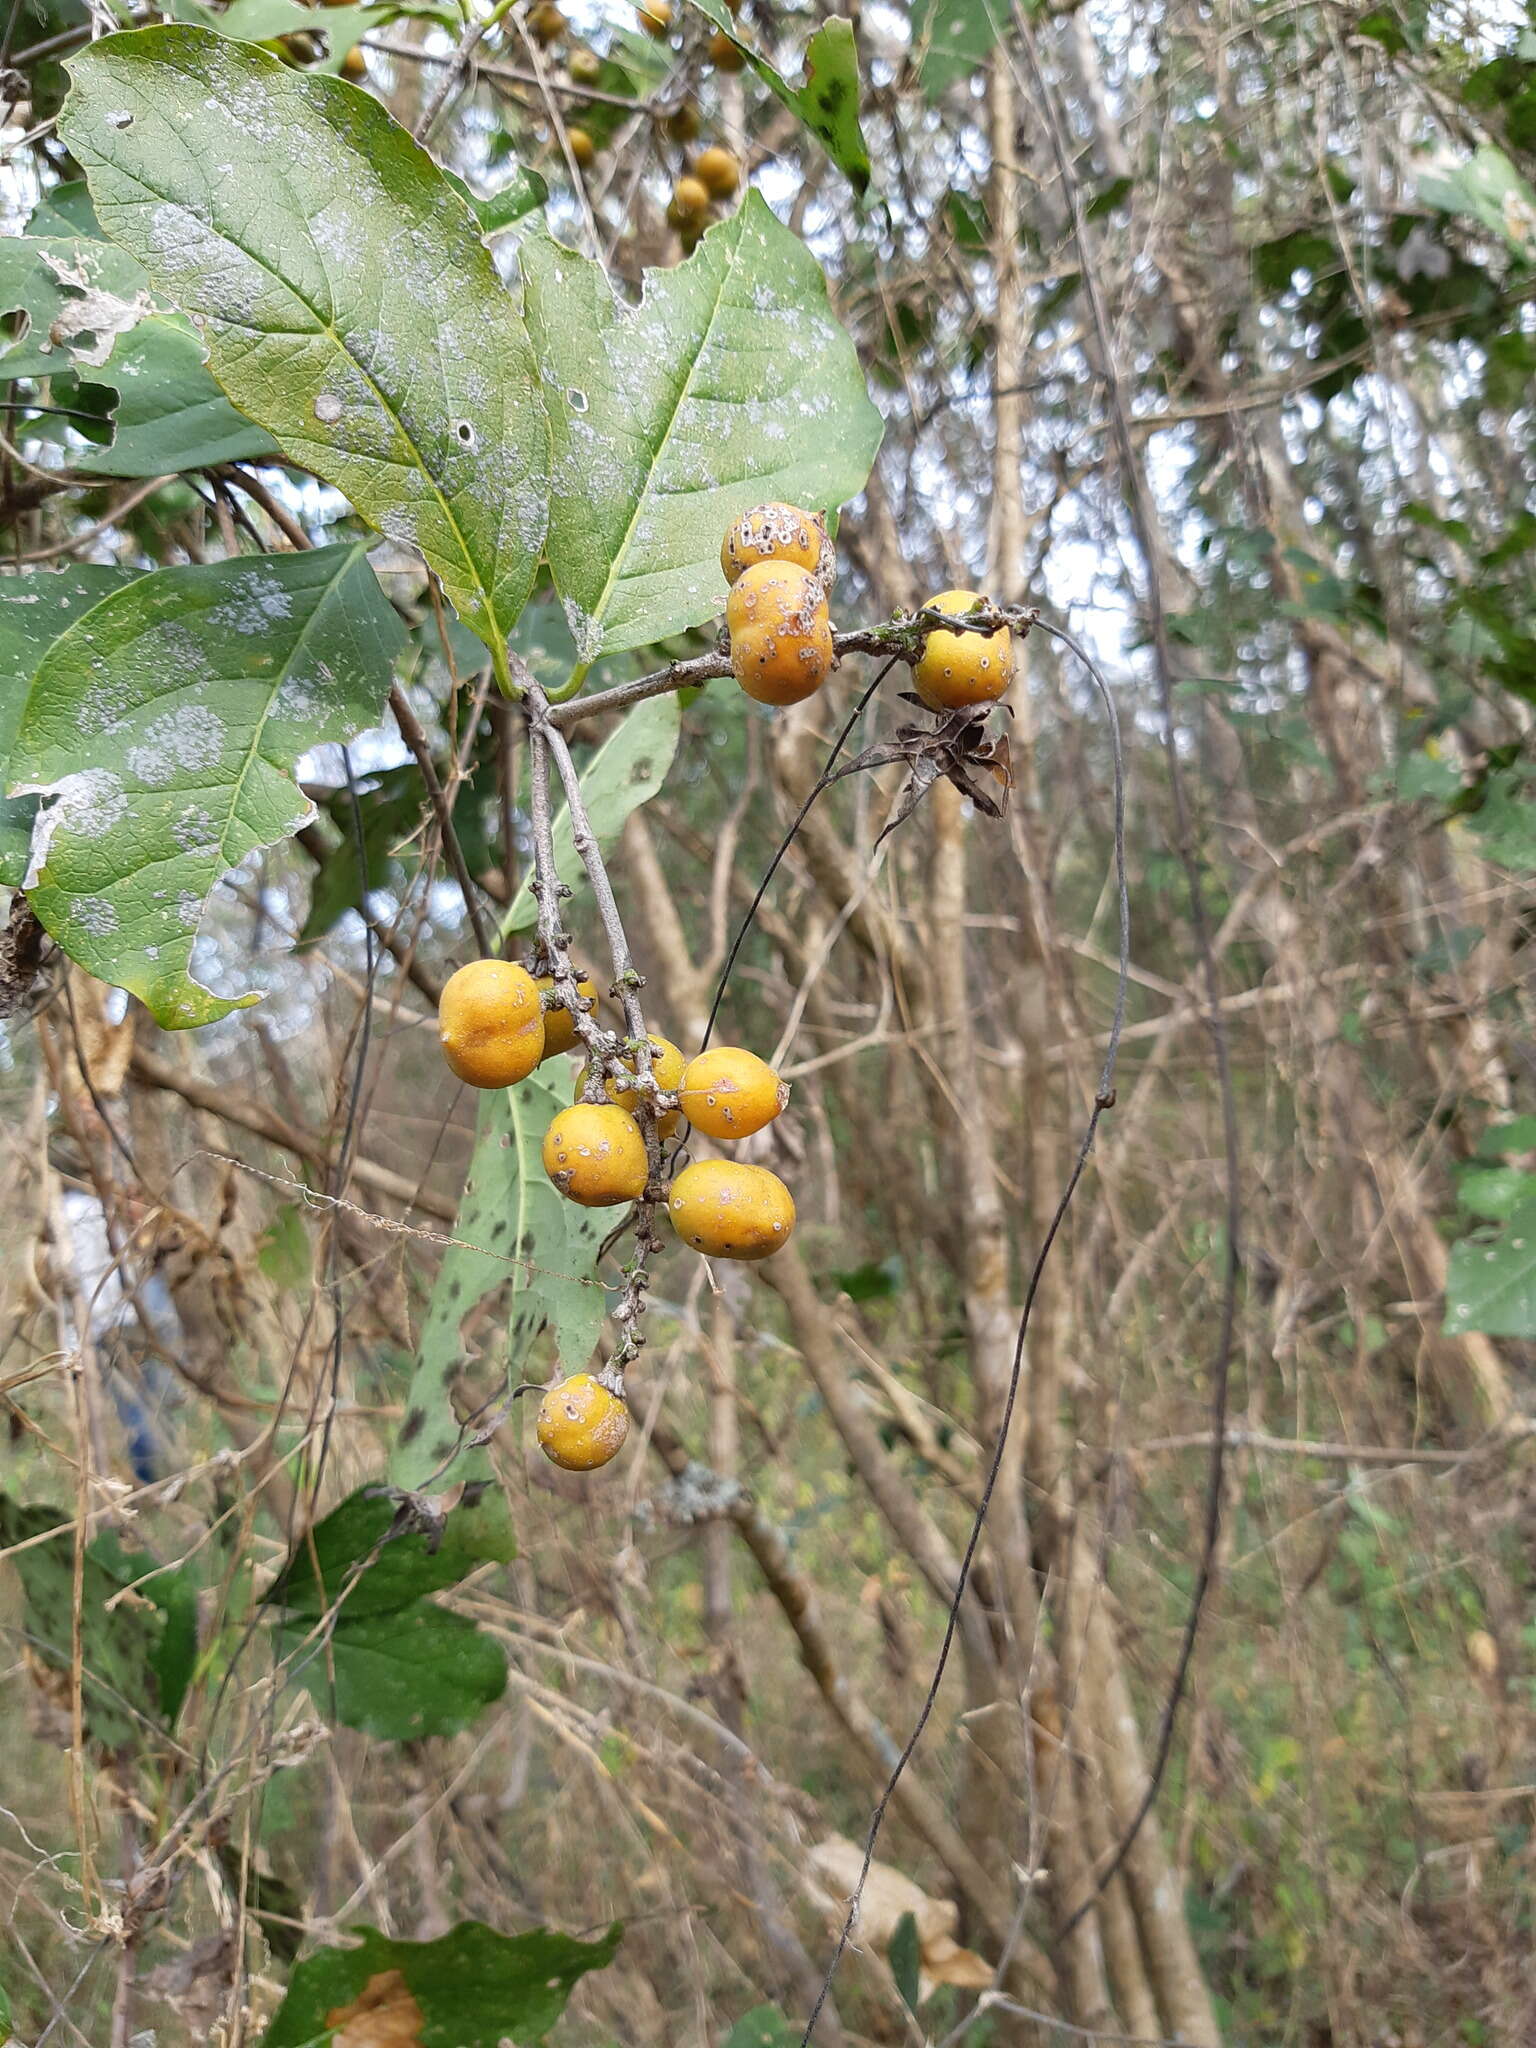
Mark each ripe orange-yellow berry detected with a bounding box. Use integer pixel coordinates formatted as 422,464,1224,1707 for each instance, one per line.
709,27,745,69
577,1034,685,1136
913,589,1012,713
672,174,711,222
543,1103,649,1206
637,0,671,34
534,971,599,1059
693,145,740,199
529,1,565,42
340,44,367,78
536,1374,629,1470
727,561,834,707
678,1047,787,1139
668,1159,796,1260
720,501,829,585
438,959,545,1087
567,125,596,168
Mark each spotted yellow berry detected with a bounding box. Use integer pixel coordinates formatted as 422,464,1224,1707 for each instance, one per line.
542,1103,649,1206
576,1034,685,1137
720,501,830,586
678,1047,787,1139
537,1374,629,1470
726,561,834,707
535,972,599,1060
913,589,1012,712
668,1159,796,1260
693,145,740,200
438,959,545,1087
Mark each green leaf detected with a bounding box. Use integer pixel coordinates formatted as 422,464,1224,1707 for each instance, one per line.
683,2,869,191
61,26,551,663
0,1497,194,1747
257,1202,313,1289
0,566,136,885
281,1600,507,1738
889,1910,922,2013
502,693,680,934
261,1919,621,2048
1477,1116,1536,1158
272,1482,515,1620
1445,1191,1536,1339
1456,1166,1536,1221
522,197,881,660
0,233,275,475
466,166,549,234
390,1074,609,1492
911,0,1006,97
9,543,405,1027
722,2008,799,2048
1419,146,1536,260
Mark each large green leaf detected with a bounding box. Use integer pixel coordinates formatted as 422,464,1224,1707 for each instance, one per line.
262,1920,621,2048
0,1496,195,1748
910,0,1007,97
280,1601,507,1739
522,196,881,660
1445,1191,1536,1339
8,544,404,1027
502,692,681,934
0,233,276,475
391,1074,609,1493
60,27,551,662
0,566,136,886
684,2,869,191
1419,145,1536,260
272,1482,515,1620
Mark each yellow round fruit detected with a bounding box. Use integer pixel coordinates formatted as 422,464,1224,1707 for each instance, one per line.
668,1159,796,1260
577,1034,685,1136
720,501,828,585
726,560,834,707
542,1104,649,1206
693,145,740,199
536,1374,630,1471
913,589,1012,712
529,1,565,42
567,44,602,83
663,99,701,143
637,0,671,34
438,959,545,1087
567,124,596,168
340,44,367,78
678,1047,787,1139
672,173,711,222
535,972,599,1059
709,27,745,69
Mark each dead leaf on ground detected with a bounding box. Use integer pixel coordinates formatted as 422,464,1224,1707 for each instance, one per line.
807,1836,993,2000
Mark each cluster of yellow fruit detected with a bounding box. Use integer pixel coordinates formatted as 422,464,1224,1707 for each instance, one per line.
533,0,745,180
436,962,795,1259
667,144,741,248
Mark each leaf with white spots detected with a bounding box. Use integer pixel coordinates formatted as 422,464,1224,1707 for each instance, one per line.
0,566,136,887
683,1,870,190
391,1074,609,1495
1445,1191,1536,1340
521,194,882,662
59,26,550,662
8,544,404,1028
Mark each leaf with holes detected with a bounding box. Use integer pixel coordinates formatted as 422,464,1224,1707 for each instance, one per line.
60,27,550,662
1445,1191,1536,1340
390,1074,608,1494
684,1,869,190
8,544,404,1027
0,566,137,886
262,1920,621,2048
522,196,881,661
502,692,680,934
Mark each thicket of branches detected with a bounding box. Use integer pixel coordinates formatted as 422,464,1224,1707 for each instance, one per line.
1,0,1534,2045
